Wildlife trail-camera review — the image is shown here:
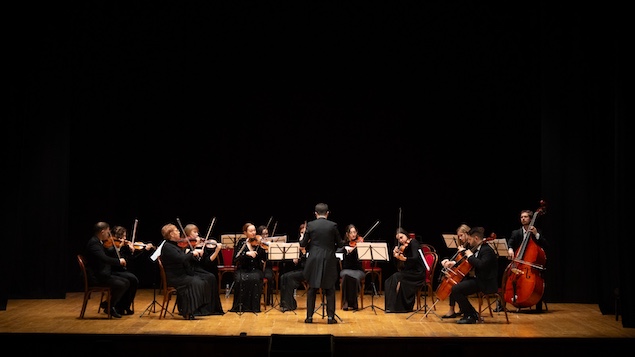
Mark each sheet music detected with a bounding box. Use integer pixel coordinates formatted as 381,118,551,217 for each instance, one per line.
150,240,165,261
220,233,246,248
487,238,510,257
441,234,460,249
267,242,300,260
355,242,389,262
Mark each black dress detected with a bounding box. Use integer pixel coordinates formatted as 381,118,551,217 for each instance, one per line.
229,238,267,313
384,239,426,313
160,240,213,317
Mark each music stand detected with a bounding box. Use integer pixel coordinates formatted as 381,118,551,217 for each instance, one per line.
221,233,245,249
262,235,287,244
265,243,300,314
488,238,509,258
442,234,460,249
140,241,171,318
355,242,388,314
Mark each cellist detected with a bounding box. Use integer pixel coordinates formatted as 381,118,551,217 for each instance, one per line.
450,226,498,324
438,223,471,319
507,209,548,312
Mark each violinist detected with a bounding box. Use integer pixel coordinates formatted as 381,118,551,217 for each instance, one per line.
159,223,222,319
384,227,426,313
104,226,140,315
439,223,471,319
257,225,275,306
182,223,224,315
336,224,365,311
83,222,130,318
450,226,498,324
229,222,268,313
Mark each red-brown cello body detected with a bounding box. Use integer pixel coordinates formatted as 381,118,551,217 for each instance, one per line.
435,250,472,301
503,201,547,308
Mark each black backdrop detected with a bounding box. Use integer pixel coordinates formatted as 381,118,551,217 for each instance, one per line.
6,2,632,327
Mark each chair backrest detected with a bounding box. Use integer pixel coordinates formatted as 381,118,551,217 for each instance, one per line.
77,254,89,291
157,256,169,292
220,247,235,266
421,244,436,253
424,251,438,284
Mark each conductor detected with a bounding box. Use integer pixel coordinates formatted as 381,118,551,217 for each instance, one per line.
300,203,344,324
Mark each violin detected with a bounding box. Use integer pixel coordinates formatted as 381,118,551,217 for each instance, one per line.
348,235,363,248
103,237,125,249
256,235,270,250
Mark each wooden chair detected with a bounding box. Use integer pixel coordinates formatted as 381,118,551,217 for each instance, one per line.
156,256,178,319
77,254,112,319
421,243,436,253
416,251,439,311
478,289,509,324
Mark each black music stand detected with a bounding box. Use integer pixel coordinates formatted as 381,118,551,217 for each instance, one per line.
140,241,172,318
355,242,388,314
265,242,300,314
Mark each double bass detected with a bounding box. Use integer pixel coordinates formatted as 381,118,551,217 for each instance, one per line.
502,200,547,308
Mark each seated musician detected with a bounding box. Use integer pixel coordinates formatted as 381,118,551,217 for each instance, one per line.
449,226,498,324
384,228,426,313
337,224,365,311
278,223,308,311
229,222,268,313
439,223,471,318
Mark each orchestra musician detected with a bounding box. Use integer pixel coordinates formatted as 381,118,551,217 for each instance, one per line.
450,226,498,324
159,223,216,319
229,222,268,313
384,227,426,313
439,223,471,319
337,224,365,311
257,224,275,306
83,221,130,318
278,222,308,312
105,225,140,315
507,209,548,313
183,223,225,315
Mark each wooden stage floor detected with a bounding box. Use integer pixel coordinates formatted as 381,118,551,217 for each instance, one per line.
1,289,633,356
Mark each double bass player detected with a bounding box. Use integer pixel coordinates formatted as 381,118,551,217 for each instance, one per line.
506,209,548,312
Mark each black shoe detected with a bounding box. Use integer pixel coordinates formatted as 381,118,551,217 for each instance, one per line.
110,307,122,318
456,314,477,324
442,312,460,318
123,308,134,315
100,301,108,310
327,317,338,324
304,317,313,323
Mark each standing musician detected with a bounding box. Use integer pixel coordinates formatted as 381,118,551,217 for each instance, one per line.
337,224,365,311
439,223,471,319
229,222,268,313
507,209,548,312
450,226,498,324
384,227,426,313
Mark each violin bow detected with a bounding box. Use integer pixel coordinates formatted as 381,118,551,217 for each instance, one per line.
362,220,380,240
130,218,139,246
205,217,216,240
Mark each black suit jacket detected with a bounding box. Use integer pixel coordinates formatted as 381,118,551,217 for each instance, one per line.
300,217,344,288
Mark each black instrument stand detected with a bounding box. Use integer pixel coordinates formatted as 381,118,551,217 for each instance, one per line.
355,242,388,314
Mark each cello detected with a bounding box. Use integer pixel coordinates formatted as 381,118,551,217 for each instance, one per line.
502,200,547,308
434,232,496,301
